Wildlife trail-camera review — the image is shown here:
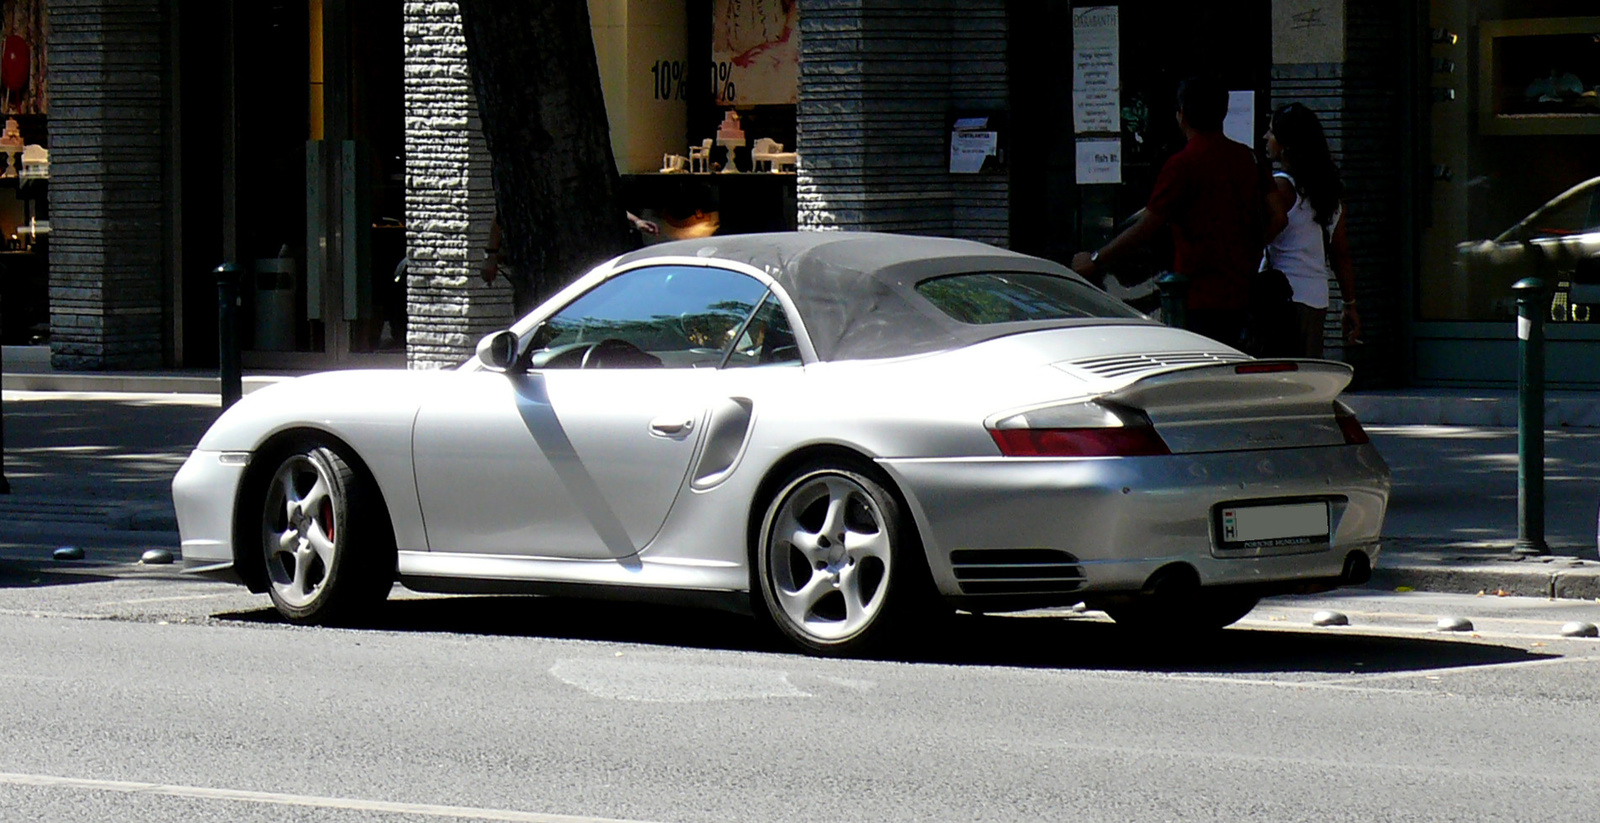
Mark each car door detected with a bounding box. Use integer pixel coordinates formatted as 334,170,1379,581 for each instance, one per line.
411,264,771,559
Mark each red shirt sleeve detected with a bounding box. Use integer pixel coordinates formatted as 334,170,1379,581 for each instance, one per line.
1145,149,1189,221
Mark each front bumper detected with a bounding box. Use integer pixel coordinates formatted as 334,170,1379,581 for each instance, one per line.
881,443,1389,606
171,448,249,582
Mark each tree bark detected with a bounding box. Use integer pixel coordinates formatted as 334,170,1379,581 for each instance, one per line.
457,0,633,315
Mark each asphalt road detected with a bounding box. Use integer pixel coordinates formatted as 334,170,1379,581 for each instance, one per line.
2,559,1599,822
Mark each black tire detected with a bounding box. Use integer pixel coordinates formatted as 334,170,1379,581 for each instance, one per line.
258,442,394,625
755,459,940,655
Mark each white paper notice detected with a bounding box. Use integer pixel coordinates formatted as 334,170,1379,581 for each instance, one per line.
1072,7,1120,134
1076,139,1122,185
950,130,998,174
1224,90,1256,147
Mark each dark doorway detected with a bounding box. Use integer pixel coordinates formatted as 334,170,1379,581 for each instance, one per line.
1011,0,1272,269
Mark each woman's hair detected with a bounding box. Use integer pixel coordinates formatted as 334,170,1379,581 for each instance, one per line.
1270,103,1342,227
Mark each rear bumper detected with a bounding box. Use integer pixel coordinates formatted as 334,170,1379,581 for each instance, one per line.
880,443,1389,607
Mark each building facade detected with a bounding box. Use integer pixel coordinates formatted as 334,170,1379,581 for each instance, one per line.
10,0,1597,388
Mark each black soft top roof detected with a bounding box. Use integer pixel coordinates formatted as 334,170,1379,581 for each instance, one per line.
613,231,1138,362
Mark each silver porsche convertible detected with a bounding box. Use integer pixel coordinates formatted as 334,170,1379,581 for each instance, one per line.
173,232,1390,654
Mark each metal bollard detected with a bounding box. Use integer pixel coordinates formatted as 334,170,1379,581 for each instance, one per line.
217,263,243,409
1512,276,1550,556
1155,272,1190,330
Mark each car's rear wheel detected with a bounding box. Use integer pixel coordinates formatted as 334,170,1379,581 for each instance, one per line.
259,443,393,624
757,461,935,655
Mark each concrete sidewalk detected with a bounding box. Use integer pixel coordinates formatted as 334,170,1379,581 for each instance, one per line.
2,355,1599,600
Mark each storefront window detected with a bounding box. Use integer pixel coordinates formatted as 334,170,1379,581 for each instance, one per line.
1419,7,1600,324
0,0,48,347
598,0,798,243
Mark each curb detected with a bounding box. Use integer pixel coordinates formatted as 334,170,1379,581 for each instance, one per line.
1370,554,1600,601
2,372,290,395
1342,391,1600,428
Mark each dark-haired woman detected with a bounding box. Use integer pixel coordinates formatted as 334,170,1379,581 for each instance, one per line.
1262,103,1361,357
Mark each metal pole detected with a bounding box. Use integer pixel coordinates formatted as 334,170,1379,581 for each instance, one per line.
0,338,9,494
1155,272,1190,330
1512,276,1549,556
217,263,242,409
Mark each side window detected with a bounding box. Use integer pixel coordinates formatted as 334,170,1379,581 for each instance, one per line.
724,293,802,368
529,266,768,368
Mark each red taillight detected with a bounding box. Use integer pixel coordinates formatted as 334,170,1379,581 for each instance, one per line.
989,426,1171,457
1334,407,1370,445
1236,361,1299,374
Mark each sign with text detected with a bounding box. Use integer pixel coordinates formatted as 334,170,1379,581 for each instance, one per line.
1072,6,1120,134
950,129,999,174
1075,138,1122,185
1224,90,1256,147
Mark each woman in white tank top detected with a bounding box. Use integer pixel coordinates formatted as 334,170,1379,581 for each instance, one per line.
1262,103,1361,357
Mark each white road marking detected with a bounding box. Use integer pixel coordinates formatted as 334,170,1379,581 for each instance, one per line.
1140,674,1442,696
0,772,666,823
0,609,113,621
550,658,810,702
1238,617,1600,646
91,592,238,607
1313,650,1600,686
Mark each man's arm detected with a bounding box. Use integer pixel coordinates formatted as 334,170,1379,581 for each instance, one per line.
1071,207,1167,281
480,214,504,285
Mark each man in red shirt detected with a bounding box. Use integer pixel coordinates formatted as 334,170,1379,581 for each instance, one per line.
1072,77,1267,347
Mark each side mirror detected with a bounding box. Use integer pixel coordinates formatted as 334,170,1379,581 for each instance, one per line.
475,330,520,373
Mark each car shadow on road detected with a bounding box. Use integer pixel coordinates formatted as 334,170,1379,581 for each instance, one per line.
0,559,120,588
216,594,1554,675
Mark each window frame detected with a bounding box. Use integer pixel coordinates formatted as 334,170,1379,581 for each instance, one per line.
912,269,1146,326
517,262,808,370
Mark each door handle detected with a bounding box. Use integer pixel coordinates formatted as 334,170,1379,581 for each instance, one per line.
649,416,695,436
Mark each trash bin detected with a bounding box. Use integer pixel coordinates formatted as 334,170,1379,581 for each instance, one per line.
252,258,297,352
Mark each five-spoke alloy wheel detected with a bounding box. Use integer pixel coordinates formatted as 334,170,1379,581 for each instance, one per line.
259,443,392,624
757,461,931,654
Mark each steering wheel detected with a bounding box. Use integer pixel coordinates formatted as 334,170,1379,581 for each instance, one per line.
580,338,663,369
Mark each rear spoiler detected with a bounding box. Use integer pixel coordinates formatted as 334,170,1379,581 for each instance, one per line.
1101,360,1353,417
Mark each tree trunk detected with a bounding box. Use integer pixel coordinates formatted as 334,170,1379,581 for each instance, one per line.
457,0,633,315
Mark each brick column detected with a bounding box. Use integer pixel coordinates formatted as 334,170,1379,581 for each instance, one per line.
47,0,166,370
1271,0,1405,386
797,0,1009,246
403,0,510,370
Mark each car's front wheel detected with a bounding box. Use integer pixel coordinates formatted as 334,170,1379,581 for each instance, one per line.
756,461,936,655
259,442,393,624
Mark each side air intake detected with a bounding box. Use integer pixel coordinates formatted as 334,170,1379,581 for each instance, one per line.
950,549,1086,595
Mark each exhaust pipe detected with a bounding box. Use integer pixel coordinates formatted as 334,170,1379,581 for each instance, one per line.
1341,551,1372,586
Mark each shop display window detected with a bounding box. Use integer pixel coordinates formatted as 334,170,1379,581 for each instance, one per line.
1478,16,1600,136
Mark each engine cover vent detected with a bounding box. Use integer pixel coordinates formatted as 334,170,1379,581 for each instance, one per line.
1062,351,1250,379
950,549,1085,596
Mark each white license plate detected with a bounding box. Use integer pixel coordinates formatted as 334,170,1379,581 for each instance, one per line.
1219,502,1329,549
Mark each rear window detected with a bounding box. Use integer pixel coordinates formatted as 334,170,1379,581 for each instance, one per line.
915,272,1143,324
